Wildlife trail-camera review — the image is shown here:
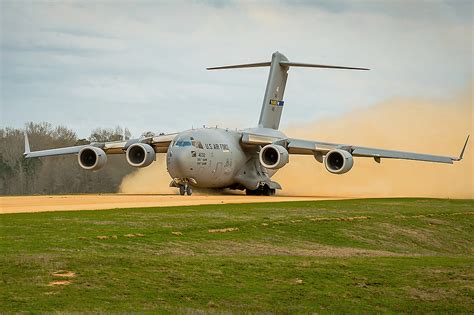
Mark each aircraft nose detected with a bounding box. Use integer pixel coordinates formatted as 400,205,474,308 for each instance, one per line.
171,147,192,175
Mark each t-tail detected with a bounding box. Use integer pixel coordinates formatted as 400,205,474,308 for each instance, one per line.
207,51,369,130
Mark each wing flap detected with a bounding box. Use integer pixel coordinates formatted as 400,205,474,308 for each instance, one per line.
287,139,336,154
152,133,178,153
102,141,128,154
241,132,281,145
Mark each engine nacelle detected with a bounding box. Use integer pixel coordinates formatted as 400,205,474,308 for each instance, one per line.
126,143,155,167
324,149,354,174
259,144,289,169
78,146,107,171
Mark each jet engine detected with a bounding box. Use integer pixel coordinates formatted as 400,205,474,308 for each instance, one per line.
324,149,354,174
126,143,155,167
259,144,289,169
78,146,107,171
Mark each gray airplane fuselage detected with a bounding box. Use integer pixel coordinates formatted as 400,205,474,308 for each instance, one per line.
166,127,283,190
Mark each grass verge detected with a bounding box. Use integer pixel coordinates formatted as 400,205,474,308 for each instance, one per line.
1,198,473,313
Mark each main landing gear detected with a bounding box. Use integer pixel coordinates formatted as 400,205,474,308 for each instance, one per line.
179,184,193,196
245,184,276,196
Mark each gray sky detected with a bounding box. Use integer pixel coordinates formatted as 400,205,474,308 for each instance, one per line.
1,0,472,138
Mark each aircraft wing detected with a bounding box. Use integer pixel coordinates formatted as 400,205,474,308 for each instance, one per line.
286,136,469,164
150,133,177,153
24,132,178,158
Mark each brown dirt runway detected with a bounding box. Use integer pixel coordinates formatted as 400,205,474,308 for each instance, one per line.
0,194,341,214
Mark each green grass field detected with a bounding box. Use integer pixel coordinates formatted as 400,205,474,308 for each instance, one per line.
1,198,473,313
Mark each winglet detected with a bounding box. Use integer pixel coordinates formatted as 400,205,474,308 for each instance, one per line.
454,135,469,161
24,131,30,156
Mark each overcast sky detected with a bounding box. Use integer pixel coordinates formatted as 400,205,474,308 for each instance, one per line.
1,0,472,138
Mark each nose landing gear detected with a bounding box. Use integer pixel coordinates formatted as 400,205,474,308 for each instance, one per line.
179,184,193,196
170,178,195,196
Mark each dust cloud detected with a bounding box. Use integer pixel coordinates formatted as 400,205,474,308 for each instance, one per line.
119,155,176,194
275,84,473,199
120,84,473,199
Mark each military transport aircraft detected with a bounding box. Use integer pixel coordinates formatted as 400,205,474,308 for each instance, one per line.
24,52,469,196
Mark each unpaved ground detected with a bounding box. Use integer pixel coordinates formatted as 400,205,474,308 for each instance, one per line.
0,194,339,214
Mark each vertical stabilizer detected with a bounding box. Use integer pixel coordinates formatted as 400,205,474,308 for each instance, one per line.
258,52,289,129
206,52,368,130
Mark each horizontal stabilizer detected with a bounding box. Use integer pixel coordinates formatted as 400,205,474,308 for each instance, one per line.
206,62,271,70
279,61,369,71
207,59,368,71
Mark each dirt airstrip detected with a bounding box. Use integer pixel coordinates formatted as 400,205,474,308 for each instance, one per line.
0,194,339,214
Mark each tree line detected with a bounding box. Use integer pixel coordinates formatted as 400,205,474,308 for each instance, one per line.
0,122,138,195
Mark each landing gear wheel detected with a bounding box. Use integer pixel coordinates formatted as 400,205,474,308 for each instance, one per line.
179,185,186,196
186,186,193,196
262,185,273,196
246,185,276,196
246,189,256,196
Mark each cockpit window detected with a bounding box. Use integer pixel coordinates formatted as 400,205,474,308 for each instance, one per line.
174,137,203,149
175,140,192,147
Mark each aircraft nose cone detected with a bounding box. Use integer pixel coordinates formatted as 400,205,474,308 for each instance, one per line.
170,148,191,176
